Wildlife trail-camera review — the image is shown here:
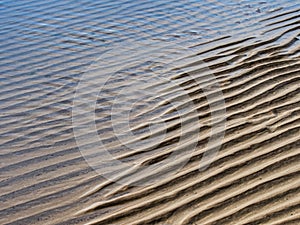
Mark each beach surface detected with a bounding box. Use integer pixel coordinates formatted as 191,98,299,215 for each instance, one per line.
0,0,300,224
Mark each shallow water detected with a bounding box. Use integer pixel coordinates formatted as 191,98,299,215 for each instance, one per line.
0,0,300,224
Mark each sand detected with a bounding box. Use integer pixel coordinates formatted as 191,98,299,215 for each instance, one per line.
0,0,299,224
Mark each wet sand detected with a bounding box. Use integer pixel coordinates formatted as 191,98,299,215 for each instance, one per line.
0,0,300,224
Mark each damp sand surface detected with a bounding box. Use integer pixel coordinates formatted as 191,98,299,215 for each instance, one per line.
0,0,300,224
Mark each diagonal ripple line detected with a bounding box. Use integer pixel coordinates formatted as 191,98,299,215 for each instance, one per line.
72,39,226,187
